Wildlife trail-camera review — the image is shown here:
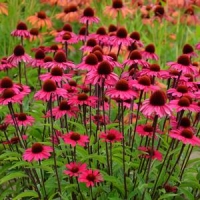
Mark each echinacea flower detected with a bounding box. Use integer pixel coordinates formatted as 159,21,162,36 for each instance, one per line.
56,3,80,23
136,124,162,137
167,54,198,75
110,27,132,47
64,162,87,177
141,44,159,60
170,116,193,130
164,184,178,193
0,88,24,105
104,0,132,18
29,49,45,68
129,31,144,47
43,50,74,70
27,11,52,29
11,22,30,38
29,28,42,42
89,27,108,45
80,38,97,52
80,7,100,24
182,44,197,57
99,129,123,143
23,142,53,162
0,57,15,71
62,131,89,147
5,113,34,126
130,75,159,92
76,26,89,42
45,100,79,119
139,63,168,78
76,53,98,71
138,146,162,161
140,90,172,117
106,79,138,100
78,169,103,187
8,45,31,66
68,93,97,107
169,96,199,112
167,85,195,98
40,66,72,83
85,60,118,86
169,128,200,146
34,79,68,101
123,50,149,67
3,135,27,145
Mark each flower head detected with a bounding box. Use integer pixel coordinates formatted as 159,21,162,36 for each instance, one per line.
99,129,123,143
78,169,103,187
140,90,172,117
11,22,30,38
64,162,87,177
62,131,89,147
23,143,53,162
80,7,100,24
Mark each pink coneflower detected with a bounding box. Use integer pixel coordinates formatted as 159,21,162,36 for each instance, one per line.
76,26,89,42
0,57,15,71
167,85,195,98
153,5,172,22
78,169,103,187
130,76,159,92
104,0,131,18
129,31,144,47
45,100,79,119
0,123,9,131
123,50,149,67
29,49,45,68
55,31,77,44
182,44,197,57
63,80,79,96
68,93,97,107
110,27,132,47
80,38,97,52
91,114,110,125
89,27,108,45
44,44,60,54
34,79,68,101
170,116,193,130
76,53,98,71
169,128,200,146
62,131,89,147
139,63,168,78
27,11,52,29
0,88,24,105
106,79,138,100
179,74,198,92
141,44,159,60
15,83,31,97
107,52,122,68
136,124,162,137
43,50,74,70
23,142,53,162
40,66,72,83
8,45,31,66
99,129,123,143
64,162,87,177
169,96,199,112
80,7,100,24
0,77,21,94
11,22,30,38
5,113,34,126
3,135,27,145
167,54,198,75
138,146,162,161
85,60,119,86
140,90,172,117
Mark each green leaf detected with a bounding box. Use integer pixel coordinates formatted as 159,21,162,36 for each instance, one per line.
13,190,38,200
179,188,194,200
0,172,28,185
158,193,178,200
